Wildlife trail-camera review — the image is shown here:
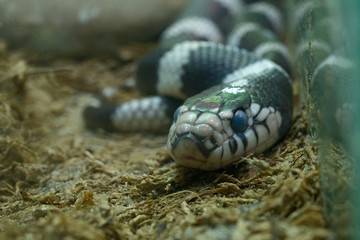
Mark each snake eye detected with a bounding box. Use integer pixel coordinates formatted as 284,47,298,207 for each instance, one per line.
173,107,181,122
231,110,248,133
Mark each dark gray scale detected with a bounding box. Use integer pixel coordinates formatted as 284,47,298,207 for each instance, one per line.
245,69,293,136
181,45,259,97
83,105,118,131
135,45,170,95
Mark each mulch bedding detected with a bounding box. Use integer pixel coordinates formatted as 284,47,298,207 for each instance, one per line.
0,40,333,239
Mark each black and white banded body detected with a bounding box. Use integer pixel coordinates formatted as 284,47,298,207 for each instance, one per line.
84,0,294,170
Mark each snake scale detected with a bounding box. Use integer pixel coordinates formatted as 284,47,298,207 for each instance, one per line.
84,0,294,170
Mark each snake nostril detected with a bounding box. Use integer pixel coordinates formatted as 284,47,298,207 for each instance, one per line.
209,136,219,147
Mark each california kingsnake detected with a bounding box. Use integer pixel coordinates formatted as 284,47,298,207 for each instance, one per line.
84,0,295,170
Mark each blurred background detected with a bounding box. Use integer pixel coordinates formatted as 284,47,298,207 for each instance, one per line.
0,0,188,57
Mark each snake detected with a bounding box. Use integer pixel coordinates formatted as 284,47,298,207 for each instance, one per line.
83,0,294,170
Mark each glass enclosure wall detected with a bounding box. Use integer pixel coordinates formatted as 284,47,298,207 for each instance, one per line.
287,0,359,239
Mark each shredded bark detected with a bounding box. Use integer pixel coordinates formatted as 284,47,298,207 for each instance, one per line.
0,41,335,240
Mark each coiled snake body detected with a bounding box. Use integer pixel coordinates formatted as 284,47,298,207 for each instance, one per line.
84,0,294,170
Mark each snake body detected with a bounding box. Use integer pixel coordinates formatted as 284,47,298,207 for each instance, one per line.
84,0,294,170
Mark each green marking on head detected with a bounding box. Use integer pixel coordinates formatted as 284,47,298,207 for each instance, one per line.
219,87,251,112
183,83,252,113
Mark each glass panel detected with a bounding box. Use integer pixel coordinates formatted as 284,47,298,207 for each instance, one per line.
288,0,360,238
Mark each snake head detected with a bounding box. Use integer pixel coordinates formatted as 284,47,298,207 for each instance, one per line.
167,84,283,170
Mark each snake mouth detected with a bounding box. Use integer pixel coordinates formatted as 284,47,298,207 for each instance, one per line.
169,133,209,165
168,130,237,170
167,109,234,170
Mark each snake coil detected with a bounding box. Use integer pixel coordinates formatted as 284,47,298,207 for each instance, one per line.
84,0,294,170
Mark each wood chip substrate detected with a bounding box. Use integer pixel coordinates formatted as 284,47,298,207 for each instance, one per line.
0,41,333,239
